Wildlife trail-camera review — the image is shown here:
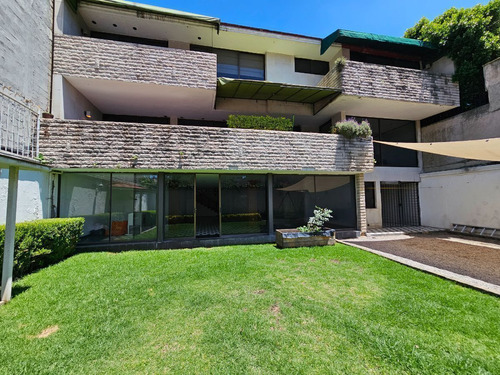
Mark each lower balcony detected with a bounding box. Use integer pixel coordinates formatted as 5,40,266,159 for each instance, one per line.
39,119,374,173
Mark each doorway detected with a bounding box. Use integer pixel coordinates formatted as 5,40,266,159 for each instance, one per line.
196,174,220,237
381,182,420,227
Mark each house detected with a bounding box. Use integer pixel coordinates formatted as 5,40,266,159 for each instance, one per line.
1,0,459,250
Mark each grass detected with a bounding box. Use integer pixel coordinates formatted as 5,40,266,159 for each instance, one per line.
0,243,499,374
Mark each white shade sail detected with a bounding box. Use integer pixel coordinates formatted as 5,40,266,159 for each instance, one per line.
374,138,500,162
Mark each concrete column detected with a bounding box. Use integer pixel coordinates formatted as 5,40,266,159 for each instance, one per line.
1,166,19,303
355,173,367,235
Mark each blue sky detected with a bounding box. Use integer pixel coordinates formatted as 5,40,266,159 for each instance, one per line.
139,0,489,38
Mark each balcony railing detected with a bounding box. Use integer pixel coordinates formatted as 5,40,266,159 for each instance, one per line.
318,60,460,107
0,91,39,159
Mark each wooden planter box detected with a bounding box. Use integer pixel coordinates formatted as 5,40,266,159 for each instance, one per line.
275,228,335,249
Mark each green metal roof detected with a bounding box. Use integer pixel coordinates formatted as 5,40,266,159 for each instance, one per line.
217,78,340,104
321,29,437,55
74,0,220,26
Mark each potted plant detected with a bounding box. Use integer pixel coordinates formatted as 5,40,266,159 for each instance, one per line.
275,206,335,248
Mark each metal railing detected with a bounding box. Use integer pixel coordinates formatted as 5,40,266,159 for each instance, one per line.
0,91,40,159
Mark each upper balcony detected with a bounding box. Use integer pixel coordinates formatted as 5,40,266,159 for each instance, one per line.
53,35,217,118
39,119,374,174
317,60,460,120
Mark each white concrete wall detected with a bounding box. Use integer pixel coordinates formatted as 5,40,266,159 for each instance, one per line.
265,52,326,86
54,0,87,36
364,167,421,228
0,169,53,224
420,165,500,229
0,0,53,111
428,57,455,75
52,75,103,120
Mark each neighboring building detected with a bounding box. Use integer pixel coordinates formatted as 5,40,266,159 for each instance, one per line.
419,58,500,230
2,0,460,249
0,0,54,223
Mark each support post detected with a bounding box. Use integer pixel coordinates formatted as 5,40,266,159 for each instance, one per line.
157,173,165,244
1,166,19,303
267,174,274,234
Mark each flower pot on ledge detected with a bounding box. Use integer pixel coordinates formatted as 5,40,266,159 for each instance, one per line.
275,228,336,249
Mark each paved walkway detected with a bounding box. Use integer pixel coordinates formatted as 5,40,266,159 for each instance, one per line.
342,233,500,296
367,226,443,236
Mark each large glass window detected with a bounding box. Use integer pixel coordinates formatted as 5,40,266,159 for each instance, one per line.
273,175,357,230
60,173,111,243
351,117,418,167
191,45,265,80
220,175,268,235
110,174,157,242
164,174,195,238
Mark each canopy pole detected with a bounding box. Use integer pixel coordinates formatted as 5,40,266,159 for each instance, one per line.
1,166,19,304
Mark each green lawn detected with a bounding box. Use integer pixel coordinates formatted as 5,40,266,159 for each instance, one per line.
0,244,499,374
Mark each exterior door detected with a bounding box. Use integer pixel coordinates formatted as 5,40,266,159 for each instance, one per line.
381,182,420,227
195,174,220,237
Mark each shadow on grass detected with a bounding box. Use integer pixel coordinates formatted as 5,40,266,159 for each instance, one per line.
11,285,30,299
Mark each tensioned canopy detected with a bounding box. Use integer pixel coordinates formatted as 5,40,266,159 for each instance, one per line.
374,138,500,162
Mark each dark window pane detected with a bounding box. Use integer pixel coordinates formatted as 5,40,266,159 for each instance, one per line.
60,173,111,243
273,175,357,230
311,60,330,75
295,58,311,73
165,174,195,238
350,116,418,167
314,176,357,229
110,174,157,242
365,182,376,209
220,175,268,235
273,175,312,229
295,58,329,75
192,45,264,80
239,52,265,80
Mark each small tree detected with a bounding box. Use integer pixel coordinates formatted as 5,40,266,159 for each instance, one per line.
297,207,333,233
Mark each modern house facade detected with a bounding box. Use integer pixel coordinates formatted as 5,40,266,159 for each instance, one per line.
2,0,460,249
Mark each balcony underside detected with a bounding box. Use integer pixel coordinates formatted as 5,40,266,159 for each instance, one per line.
319,94,458,121
64,76,216,118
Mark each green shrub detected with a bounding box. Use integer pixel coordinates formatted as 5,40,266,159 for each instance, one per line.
227,114,293,131
0,218,84,279
333,119,372,139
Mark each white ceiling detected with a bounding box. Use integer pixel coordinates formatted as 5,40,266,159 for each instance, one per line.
78,2,340,61
66,76,216,119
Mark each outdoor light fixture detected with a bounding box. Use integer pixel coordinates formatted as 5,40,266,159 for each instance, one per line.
84,110,92,119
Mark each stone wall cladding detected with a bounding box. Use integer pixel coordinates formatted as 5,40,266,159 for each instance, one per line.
355,174,367,233
318,60,460,107
0,0,53,110
39,120,374,173
53,35,217,90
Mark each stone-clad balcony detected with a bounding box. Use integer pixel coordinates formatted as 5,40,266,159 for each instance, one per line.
318,60,460,107
53,35,217,90
39,119,374,173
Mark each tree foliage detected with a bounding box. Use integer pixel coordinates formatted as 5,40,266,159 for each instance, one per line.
405,0,500,108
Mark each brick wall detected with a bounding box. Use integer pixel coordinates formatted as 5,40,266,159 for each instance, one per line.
319,60,460,107
53,35,217,90
39,119,374,173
